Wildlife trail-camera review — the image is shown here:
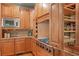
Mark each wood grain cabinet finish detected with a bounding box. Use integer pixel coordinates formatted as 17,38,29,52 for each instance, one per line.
37,3,49,18
1,39,15,56
36,45,53,56
1,4,19,18
0,51,1,56
0,46,1,56
25,38,31,52
37,4,43,17
76,4,79,46
19,7,30,29
0,4,1,18
51,4,59,43
50,4,61,48
12,5,19,18
31,38,37,56
42,3,49,15
15,38,26,54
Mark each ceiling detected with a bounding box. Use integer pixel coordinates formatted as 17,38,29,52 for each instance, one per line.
15,3,35,8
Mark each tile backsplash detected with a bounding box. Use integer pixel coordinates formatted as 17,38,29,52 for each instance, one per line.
3,29,32,38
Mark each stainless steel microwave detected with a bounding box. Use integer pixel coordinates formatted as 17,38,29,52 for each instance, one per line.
2,18,20,27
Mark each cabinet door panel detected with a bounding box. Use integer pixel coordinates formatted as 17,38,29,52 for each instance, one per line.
51,4,59,43
2,4,13,17
32,39,37,56
12,6,19,17
20,8,30,29
1,40,14,56
42,3,49,15
25,38,31,52
15,38,26,54
0,51,1,56
2,4,19,18
37,3,49,17
0,41,2,56
37,4,43,17
0,4,1,18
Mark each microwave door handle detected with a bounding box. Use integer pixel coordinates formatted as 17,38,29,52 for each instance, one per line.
2,18,4,27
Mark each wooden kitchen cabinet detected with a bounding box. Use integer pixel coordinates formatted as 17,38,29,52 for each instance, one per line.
37,4,43,17
25,38,31,52
0,45,1,56
20,7,30,29
0,4,1,18
0,51,1,56
37,3,49,18
1,4,19,18
51,4,60,47
12,5,19,18
15,38,26,54
36,3,50,23
32,38,37,56
42,3,49,15
1,39,15,56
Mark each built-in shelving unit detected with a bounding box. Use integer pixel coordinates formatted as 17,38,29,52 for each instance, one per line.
64,3,76,47
64,3,75,13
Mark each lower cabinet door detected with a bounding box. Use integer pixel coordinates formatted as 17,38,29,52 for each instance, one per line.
0,51,1,56
31,39,37,56
0,41,2,56
25,38,31,52
1,40,15,56
15,38,26,54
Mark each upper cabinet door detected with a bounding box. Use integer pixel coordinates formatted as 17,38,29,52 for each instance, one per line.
2,4,12,17
76,4,79,46
42,3,49,15
51,4,59,46
37,4,43,17
12,5,20,18
0,4,1,18
20,7,30,29
2,4,19,18
36,3,49,18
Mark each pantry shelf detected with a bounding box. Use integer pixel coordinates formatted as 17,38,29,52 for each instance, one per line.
64,19,75,22
64,31,75,33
